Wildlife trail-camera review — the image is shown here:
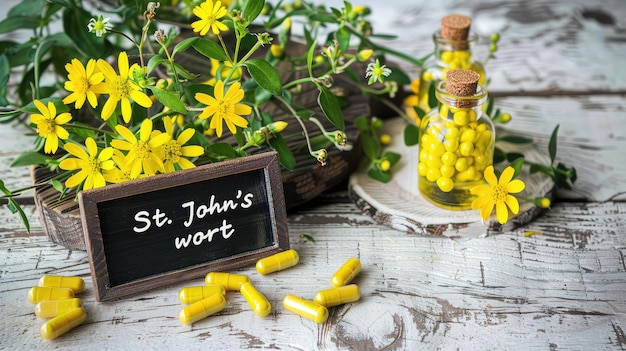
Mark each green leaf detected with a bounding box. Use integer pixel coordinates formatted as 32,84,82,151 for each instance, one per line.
508,157,524,178
413,106,426,120
486,97,494,117
149,87,187,114
299,234,316,243
493,147,506,164
172,37,199,57
497,135,533,144
244,59,282,96
295,109,315,120
403,123,419,146
147,55,167,74
20,97,68,114
10,151,51,167
549,124,559,165
317,87,345,130
193,38,229,61
368,167,391,183
243,0,265,23
268,134,296,170
335,26,351,52
355,115,368,132
361,133,379,160
0,16,39,34
306,39,317,79
505,152,525,162
299,134,333,154
9,198,30,232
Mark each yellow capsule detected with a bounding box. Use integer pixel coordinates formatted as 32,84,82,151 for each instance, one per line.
178,285,226,305
331,257,361,287
436,177,454,192
35,298,82,318
38,276,85,294
205,272,250,291
256,249,299,275
440,164,455,179
282,294,328,324
240,282,271,317
459,141,475,156
28,286,74,304
313,284,361,308
426,167,441,182
441,151,457,166
40,307,86,340
417,162,428,177
178,293,227,325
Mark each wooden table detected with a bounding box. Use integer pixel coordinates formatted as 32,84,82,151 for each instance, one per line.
1,0,625,349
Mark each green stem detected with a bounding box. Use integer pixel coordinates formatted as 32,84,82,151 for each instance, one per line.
276,96,314,154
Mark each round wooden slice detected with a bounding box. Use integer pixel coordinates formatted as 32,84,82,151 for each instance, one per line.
348,117,555,238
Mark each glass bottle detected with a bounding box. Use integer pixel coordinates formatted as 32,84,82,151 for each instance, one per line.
418,69,494,210
417,14,486,114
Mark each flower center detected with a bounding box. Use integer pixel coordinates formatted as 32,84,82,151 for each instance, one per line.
218,101,234,117
111,76,132,99
88,157,101,174
39,119,56,136
133,140,151,161
491,185,508,203
78,77,91,93
163,141,182,163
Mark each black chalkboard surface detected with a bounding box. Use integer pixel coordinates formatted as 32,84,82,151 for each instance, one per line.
79,152,289,301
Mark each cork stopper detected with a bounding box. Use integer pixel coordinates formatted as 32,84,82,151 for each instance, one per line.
445,69,480,107
440,14,471,41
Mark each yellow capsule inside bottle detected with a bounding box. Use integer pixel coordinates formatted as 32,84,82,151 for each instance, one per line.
282,294,328,324
256,249,299,275
35,298,82,318
313,284,361,308
40,307,86,340
178,293,227,325
205,272,249,291
178,285,226,305
240,282,271,317
331,257,361,287
28,286,74,304
38,275,85,294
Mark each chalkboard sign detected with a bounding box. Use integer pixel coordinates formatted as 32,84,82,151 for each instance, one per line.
79,152,289,301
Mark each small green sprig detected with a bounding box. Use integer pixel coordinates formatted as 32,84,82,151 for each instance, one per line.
355,116,401,183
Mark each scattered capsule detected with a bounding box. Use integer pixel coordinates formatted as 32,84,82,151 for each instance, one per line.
331,258,361,287
178,285,226,305
282,294,328,324
178,293,227,325
240,282,271,317
35,298,82,319
38,275,85,294
28,286,74,304
256,249,299,275
205,272,250,291
40,307,86,340
313,284,361,308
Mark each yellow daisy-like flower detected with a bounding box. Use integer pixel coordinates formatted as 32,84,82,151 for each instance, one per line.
191,0,229,36
63,58,106,109
110,119,170,178
30,100,72,154
103,149,142,184
160,116,205,173
97,51,153,123
59,137,115,190
470,165,526,224
195,80,251,137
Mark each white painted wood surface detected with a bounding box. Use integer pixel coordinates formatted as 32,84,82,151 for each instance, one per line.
1,0,626,350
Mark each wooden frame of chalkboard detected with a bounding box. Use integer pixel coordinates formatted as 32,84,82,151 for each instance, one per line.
79,152,289,302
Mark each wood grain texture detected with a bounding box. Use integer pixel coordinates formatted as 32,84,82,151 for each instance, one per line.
1,198,625,350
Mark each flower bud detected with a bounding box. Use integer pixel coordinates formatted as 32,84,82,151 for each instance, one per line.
379,134,391,145
334,131,347,146
282,17,292,31
251,130,267,146
491,33,500,43
535,197,551,208
371,117,383,130
313,149,328,166
380,159,391,172
267,121,288,134
270,44,285,58
356,49,373,62
154,29,167,44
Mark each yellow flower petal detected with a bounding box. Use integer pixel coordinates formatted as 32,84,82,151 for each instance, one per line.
505,194,520,215
499,166,515,186
495,201,509,224
506,179,526,194
483,166,497,186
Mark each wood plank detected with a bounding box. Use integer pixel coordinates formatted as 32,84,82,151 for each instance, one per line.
1,200,625,349
353,0,626,94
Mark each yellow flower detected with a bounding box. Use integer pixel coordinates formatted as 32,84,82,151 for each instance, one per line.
191,0,228,36
30,100,72,154
110,119,170,178
470,166,526,224
103,149,142,184
160,116,205,173
59,137,115,190
195,80,251,137
62,58,106,109
97,51,153,123
206,59,242,85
